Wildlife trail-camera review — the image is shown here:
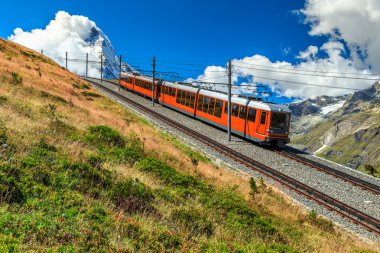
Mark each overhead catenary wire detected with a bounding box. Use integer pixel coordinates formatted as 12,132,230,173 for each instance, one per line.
233,61,380,76
233,64,380,81
232,72,362,91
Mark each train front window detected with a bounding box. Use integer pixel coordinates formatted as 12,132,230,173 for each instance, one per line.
271,113,289,131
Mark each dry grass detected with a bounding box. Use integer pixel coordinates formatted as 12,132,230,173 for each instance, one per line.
0,38,379,252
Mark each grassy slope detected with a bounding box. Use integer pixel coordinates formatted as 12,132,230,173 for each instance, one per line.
0,38,378,252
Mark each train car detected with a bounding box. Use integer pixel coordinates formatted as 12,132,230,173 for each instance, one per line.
195,89,291,145
120,73,159,98
159,82,200,117
120,72,135,90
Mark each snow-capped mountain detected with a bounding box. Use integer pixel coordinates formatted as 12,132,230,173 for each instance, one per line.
8,11,133,80
86,27,133,79
289,95,347,135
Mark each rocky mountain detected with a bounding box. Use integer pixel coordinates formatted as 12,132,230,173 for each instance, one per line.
85,27,133,79
290,82,380,173
289,95,347,135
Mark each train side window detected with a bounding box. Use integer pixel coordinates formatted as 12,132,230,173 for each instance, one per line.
239,106,247,119
189,93,195,108
260,112,267,124
182,91,186,105
182,91,186,104
214,99,222,118
168,87,172,96
203,96,210,112
198,95,204,111
176,90,181,103
179,90,183,104
247,108,256,122
185,92,191,107
171,87,175,97
232,104,239,117
224,102,229,114
208,98,215,115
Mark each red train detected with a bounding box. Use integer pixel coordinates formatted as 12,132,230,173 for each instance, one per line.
120,72,291,146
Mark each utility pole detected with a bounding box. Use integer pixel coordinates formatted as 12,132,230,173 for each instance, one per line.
119,55,122,91
152,56,156,107
100,53,103,83
228,60,232,141
85,53,88,78
65,52,68,70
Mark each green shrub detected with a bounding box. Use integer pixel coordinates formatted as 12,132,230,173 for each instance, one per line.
171,208,213,236
0,96,7,105
87,154,104,169
249,177,258,195
60,163,113,194
137,157,199,188
81,91,101,98
0,166,25,204
10,72,22,85
0,123,7,144
86,125,125,147
110,178,155,214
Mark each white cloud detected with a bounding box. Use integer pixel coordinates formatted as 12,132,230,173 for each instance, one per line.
191,1,380,99
301,0,380,72
191,41,377,99
8,11,104,77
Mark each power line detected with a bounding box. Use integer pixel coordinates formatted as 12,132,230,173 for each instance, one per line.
233,64,380,81
158,64,226,73
158,59,225,67
233,72,362,91
233,61,380,76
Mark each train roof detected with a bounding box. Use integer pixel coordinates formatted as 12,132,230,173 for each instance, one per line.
164,81,200,93
121,72,154,83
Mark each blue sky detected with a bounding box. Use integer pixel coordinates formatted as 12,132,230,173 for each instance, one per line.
3,0,377,103
1,1,322,63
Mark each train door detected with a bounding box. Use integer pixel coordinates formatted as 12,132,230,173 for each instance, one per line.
245,107,257,138
257,111,268,136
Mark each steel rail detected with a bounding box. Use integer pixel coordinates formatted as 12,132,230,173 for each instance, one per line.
273,150,380,195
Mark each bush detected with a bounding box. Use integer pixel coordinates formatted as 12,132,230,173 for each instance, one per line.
171,208,213,236
86,125,125,148
0,123,7,144
0,96,7,105
60,163,113,194
10,72,22,85
0,166,24,204
249,177,258,195
137,157,199,188
81,91,101,98
110,178,154,214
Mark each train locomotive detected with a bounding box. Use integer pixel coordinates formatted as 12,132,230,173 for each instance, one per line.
120,72,291,146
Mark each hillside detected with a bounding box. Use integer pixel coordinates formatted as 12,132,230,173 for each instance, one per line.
0,38,378,252
291,83,380,176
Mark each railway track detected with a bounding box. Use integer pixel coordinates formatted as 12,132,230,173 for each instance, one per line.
85,77,380,236
274,149,380,195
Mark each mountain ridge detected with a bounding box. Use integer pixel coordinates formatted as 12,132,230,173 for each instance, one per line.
291,81,380,175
